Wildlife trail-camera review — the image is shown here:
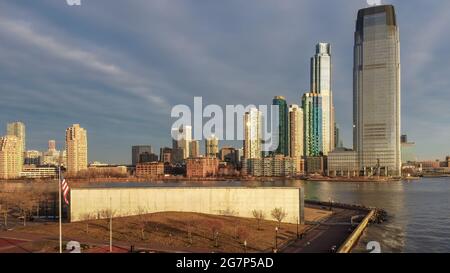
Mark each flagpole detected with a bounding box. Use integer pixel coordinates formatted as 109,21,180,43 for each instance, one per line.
58,165,62,253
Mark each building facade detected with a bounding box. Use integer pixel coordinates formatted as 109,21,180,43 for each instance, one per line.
186,157,219,178
243,156,298,177
172,125,192,160
159,147,172,164
328,150,359,177
302,93,322,157
189,140,200,158
205,135,219,158
24,150,42,166
353,5,401,176
244,108,263,159
273,96,289,156
0,136,22,179
131,145,152,166
6,121,25,167
289,104,304,160
135,162,165,177
65,124,88,176
311,43,334,155
20,166,58,179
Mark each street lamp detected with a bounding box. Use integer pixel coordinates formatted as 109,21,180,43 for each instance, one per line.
274,226,279,253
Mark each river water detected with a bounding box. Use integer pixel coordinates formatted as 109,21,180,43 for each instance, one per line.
97,177,450,253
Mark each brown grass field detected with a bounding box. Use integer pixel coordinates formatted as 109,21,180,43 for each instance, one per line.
11,208,331,253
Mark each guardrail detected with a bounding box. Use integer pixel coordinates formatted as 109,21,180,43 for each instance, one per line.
337,209,375,253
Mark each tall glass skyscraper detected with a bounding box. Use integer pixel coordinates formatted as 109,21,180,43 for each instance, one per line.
311,43,334,155
353,5,401,176
272,96,289,156
302,93,322,157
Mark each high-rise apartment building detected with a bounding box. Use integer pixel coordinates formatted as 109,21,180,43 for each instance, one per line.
0,136,22,179
205,135,219,158
243,108,262,159
302,93,322,157
353,5,401,176
65,124,88,176
272,96,289,156
311,43,334,155
289,104,304,159
6,121,25,167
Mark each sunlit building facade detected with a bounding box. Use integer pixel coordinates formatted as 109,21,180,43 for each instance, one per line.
353,5,401,176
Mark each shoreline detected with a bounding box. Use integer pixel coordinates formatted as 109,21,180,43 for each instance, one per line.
1,175,417,184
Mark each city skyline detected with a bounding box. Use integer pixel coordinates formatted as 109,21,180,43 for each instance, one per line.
0,1,449,164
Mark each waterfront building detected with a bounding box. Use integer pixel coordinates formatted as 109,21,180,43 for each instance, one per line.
305,156,327,175
0,135,22,179
65,124,88,176
189,140,200,158
205,135,219,158
327,149,359,177
20,166,58,179
302,93,322,157
6,121,26,167
243,156,298,177
353,5,401,176
24,150,42,166
311,43,334,155
172,125,192,160
135,162,165,177
186,157,219,178
131,145,152,166
273,96,289,156
244,108,263,159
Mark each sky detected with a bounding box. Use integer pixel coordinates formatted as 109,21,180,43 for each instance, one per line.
0,0,449,164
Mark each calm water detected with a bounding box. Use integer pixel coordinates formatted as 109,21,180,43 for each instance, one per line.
96,177,450,253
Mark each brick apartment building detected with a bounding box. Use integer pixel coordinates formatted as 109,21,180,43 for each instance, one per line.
135,162,165,177
186,157,219,178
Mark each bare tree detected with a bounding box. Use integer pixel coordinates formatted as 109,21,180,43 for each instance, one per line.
209,220,223,248
14,191,35,227
271,208,287,227
252,209,265,230
135,207,150,241
186,218,195,246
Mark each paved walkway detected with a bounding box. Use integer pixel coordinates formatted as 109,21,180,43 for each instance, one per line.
281,205,366,253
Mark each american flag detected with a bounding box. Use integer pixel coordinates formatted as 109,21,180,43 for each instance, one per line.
60,173,70,205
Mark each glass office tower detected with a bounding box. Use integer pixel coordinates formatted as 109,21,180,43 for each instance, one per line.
353,5,401,176
272,96,289,156
302,93,322,157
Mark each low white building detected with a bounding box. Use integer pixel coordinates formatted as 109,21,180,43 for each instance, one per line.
20,166,58,179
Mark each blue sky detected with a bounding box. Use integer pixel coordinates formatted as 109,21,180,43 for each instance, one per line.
0,0,449,164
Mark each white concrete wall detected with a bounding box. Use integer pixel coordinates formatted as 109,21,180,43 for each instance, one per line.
70,187,304,224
